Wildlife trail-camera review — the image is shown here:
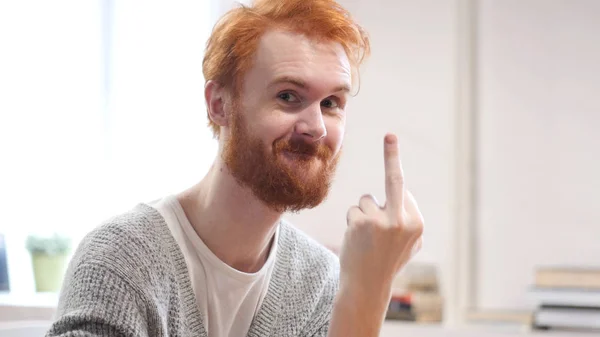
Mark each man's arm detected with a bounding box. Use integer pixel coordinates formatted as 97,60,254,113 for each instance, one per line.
327,134,424,337
47,261,150,337
326,282,392,336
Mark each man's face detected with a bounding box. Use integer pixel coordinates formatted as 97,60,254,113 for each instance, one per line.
223,29,351,212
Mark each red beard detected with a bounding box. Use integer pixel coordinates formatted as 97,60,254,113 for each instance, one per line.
222,106,340,213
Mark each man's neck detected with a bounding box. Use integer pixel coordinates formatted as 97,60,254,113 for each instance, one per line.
177,160,282,273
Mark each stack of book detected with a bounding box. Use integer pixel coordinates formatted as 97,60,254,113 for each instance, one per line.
385,263,443,323
530,267,600,331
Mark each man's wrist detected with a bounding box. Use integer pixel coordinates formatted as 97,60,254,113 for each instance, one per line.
328,280,392,337
337,279,393,313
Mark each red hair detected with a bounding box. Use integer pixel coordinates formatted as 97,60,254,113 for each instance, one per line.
202,0,371,137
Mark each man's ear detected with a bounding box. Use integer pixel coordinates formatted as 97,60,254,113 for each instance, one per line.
205,80,229,128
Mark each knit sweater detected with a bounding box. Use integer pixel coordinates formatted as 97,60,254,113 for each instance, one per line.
47,204,340,337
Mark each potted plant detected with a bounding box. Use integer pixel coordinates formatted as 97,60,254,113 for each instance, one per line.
26,234,71,292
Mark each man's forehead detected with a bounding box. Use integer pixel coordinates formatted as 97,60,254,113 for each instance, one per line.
252,29,352,88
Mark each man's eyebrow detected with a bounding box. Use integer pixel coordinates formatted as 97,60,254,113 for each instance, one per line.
268,76,307,89
333,84,351,94
268,76,351,94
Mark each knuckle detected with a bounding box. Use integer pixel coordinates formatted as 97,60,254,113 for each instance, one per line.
411,209,423,222
415,215,425,230
346,206,360,221
354,219,370,229
359,194,379,207
359,193,375,202
414,224,424,237
363,216,385,229
391,211,404,224
386,173,404,185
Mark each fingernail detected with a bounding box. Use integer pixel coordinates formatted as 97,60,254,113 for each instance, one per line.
385,133,397,144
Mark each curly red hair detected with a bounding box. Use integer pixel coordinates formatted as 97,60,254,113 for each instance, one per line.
202,0,370,137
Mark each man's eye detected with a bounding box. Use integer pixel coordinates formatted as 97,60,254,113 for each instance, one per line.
278,92,300,103
321,98,339,109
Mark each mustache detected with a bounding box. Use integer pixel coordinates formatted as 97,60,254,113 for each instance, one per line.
274,137,332,161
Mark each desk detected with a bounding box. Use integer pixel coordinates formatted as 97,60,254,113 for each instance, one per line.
381,321,598,337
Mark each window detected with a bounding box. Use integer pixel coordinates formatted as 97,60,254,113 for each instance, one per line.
0,0,217,298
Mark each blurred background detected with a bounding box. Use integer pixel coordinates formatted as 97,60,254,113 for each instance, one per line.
0,0,599,335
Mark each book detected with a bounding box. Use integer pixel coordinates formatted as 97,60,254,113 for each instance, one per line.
535,267,600,289
386,291,443,322
410,292,443,315
389,294,412,311
394,262,439,292
387,262,443,323
385,309,416,321
534,305,600,331
529,287,600,308
386,294,415,321
466,310,533,324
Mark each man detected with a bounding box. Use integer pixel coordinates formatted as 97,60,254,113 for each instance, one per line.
48,0,424,336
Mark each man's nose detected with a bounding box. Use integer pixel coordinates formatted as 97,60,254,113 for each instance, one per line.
293,103,327,142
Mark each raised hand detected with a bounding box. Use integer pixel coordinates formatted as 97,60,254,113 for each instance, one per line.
339,133,424,295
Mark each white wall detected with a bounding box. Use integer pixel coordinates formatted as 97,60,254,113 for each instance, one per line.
476,0,600,310
286,0,457,316
288,0,600,315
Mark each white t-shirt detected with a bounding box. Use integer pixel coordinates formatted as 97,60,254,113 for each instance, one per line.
150,195,279,337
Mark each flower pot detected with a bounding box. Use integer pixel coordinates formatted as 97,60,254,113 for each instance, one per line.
31,253,68,292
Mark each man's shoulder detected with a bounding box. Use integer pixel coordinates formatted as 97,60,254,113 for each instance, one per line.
70,203,174,276
51,204,191,336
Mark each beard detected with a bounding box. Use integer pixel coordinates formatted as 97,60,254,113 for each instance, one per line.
222,104,340,213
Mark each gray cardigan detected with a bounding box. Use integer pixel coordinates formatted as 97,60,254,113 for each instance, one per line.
47,204,339,337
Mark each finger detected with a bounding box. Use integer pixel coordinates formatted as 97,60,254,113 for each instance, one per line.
358,194,381,215
404,190,425,232
346,205,366,226
404,190,420,217
384,133,405,216
411,236,423,257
